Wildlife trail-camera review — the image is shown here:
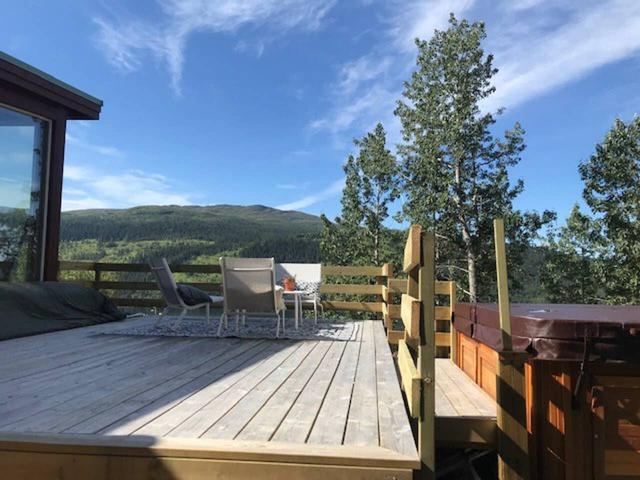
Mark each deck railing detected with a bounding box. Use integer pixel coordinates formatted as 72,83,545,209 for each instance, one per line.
57,260,455,351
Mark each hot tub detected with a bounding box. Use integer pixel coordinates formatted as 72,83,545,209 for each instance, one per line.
452,303,640,479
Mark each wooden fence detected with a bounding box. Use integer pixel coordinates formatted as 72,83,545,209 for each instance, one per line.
57,260,455,351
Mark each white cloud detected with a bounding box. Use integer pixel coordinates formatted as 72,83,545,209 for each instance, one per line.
276,182,310,190
388,0,475,52
310,0,640,147
337,55,392,95
485,0,640,111
62,165,193,211
65,133,125,159
309,1,471,141
310,84,398,136
276,178,344,210
94,0,336,94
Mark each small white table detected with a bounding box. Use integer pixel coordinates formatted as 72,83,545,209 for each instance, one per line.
282,290,305,330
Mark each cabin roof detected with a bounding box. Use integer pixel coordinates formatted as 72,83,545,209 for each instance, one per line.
0,50,102,119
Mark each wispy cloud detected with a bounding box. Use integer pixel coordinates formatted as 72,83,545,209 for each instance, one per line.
276,182,310,190
387,0,475,53
310,0,640,147
276,178,344,210
65,133,125,159
484,0,640,111
309,0,473,141
310,84,398,136
62,165,193,211
94,0,336,95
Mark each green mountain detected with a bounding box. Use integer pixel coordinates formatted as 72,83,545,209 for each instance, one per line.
60,205,323,265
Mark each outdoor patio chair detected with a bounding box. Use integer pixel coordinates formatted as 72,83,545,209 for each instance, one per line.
219,257,286,337
148,258,223,329
276,263,323,324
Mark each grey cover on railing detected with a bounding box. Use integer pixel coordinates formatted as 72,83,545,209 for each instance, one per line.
0,281,125,340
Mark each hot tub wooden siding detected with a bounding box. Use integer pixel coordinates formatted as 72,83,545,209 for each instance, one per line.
454,330,640,479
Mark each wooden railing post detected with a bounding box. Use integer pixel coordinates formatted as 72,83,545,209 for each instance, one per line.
494,218,530,480
449,281,457,363
379,263,392,327
418,230,436,479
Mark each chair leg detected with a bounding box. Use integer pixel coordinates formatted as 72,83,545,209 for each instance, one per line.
155,307,170,327
275,314,280,338
242,309,246,327
206,304,211,327
314,301,318,324
217,312,226,337
172,308,187,329
235,310,240,332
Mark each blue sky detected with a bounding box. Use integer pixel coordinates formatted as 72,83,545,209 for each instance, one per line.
2,0,640,226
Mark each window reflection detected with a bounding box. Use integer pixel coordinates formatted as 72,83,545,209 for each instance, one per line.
0,104,50,281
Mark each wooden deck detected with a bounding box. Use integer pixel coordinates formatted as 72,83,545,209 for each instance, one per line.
435,358,497,446
0,317,420,479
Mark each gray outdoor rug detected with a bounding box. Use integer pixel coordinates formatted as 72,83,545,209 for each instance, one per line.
106,316,358,341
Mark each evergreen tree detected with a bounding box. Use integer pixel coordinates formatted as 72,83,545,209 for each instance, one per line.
394,15,553,301
578,117,640,303
321,123,399,266
542,205,603,303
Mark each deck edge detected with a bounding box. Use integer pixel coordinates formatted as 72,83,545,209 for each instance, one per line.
0,431,421,469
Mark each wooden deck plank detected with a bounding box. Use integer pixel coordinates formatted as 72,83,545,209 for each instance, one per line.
237,340,334,441
0,431,420,469
435,359,496,418
307,322,363,445
132,342,287,437
64,340,265,434
372,320,418,458
271,340,348,444
168,341,305,438
435,359,483,417
47,339,246,433
102,341,273,435
0,336,190,425
0,337,161,390
343,320,379,446
202,341,321,440
1,338,216,430
0,335,149,381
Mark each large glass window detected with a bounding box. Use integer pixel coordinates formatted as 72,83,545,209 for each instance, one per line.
0,104,50,281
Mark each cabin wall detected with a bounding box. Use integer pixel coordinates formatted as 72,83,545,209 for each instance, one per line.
453,330,640,479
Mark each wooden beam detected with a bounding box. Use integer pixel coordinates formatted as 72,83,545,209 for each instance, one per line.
435,281,453,296
321,266,385,276
320,301,384,313
401,294,420,340
0,432,418,479
494,218,529,480
435,306,450,322
435,332,450,347
397,340,420,417
435,417,497,448
387,330,404,345
418,230,436,479
403,225,421,273
495,218,513,352
387,278,407,294
93,281,222,292
319,284,384,295
449,281,458,364
387,304,401,320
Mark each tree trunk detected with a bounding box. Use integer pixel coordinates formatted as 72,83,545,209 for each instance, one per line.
467,250,477,303
373,230,380,266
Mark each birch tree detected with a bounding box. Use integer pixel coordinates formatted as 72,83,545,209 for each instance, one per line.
395,15,552,301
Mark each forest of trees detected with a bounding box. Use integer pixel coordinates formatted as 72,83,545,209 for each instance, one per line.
321,15,640,305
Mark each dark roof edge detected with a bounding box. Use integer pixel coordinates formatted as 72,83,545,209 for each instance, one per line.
0,50,103,107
